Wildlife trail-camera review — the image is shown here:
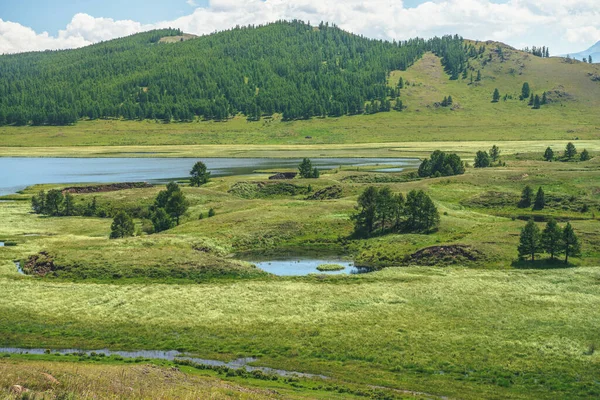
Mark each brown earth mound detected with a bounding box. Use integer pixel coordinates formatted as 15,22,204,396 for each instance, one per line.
62,182,152,194
23,252,56,276
405,245,482,266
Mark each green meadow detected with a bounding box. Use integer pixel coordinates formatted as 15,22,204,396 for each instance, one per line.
1,150,600,399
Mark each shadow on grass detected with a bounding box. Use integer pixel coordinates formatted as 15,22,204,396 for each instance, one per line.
512,258,576,270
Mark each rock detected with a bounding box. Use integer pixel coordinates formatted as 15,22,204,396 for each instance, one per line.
10,385,29,394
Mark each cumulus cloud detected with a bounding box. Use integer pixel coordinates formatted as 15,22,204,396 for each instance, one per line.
0,0,599,55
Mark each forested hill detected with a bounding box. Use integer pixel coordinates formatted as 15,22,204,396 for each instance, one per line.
0,21,476,126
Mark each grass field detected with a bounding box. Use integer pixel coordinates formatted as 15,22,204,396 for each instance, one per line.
1,152,599,399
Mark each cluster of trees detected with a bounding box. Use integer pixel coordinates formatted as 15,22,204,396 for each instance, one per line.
440,96,454,107
518,219,581,264
31,189,107,217
544,143,591,162
518,186,546,210
579,55,593,63
298,158,320,178
354,187,439,236
0,22,477,126
522,46,550,58
418,150,465,178
474,145,501,168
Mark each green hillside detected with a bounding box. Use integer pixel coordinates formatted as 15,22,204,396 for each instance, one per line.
0,21,468,126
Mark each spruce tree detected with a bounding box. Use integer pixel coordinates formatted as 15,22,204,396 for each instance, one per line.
564,142,577,160
580,149,590,161
110,211,135,239
533,187,545,210
489,145,500,162
519,186,534,208
528,93,534,106
298,158,313,178
474,151,491,168
533,94,541,109
190,161,211,187
541,92,547,105
544,147,554,161
562,222,581,264
521,82,530,100
492,88,500,103
518,220,541,262
541,219,563,260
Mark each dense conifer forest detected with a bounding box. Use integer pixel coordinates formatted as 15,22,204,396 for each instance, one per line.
0,21,475,125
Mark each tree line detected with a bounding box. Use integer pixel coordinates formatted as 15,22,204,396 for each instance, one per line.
518,219,580,264
0,22,477,126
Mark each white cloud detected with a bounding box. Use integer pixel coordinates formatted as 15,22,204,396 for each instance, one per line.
0,0,599,55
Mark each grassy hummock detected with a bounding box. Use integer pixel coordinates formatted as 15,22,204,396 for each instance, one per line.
316,263,346,272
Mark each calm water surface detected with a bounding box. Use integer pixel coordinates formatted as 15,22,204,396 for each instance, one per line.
0,157,419,196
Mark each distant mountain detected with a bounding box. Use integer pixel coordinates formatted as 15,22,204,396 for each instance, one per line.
563,40,600,63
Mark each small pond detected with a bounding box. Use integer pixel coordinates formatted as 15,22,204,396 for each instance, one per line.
240,252,370,276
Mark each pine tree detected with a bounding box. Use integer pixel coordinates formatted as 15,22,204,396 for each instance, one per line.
519,186,534,208
166,191,188,225
590,55,593,64
521,82,530,100
208,208,216,217
564,142,577,160
298,158,313,178
190,161,211,186
533,94,541,109
489,145,500,162
541,219,563,260
544,147,554,161
562,222,581,264
541,92,547,105
474,151,491,168
528,93,534,106
110,211,135,239
63,193,75,216
518,220,541,262
492,88,500,103
151,208,174,233
533,187,545,210
580,149,590,161
354,186,378,236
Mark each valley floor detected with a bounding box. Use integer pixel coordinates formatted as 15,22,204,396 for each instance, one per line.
1,152,599,399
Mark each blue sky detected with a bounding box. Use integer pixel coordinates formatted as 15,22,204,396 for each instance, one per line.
0,0,208,34
0,0,598,55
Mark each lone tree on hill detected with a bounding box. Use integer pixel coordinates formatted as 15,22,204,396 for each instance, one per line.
518,219,541,262
492,88,500,102
190,161,211,186
580,149,590,161
544,147,554,161
564,142,577,160
562,222,581,264
542,219,563,260
521,82,530,100
519,185,534,208
489,145,500,162
110,211,135,239
474,151,491,168
533,187,545,210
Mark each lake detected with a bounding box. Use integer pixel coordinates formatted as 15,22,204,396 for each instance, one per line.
0,157,420,196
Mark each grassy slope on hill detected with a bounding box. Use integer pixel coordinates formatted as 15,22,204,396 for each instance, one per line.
0,41,599,150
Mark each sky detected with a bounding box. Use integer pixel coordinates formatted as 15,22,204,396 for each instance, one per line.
0,0,598,55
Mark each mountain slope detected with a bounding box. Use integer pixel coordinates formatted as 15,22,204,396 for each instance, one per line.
0,21,470,126
563,40,600,62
